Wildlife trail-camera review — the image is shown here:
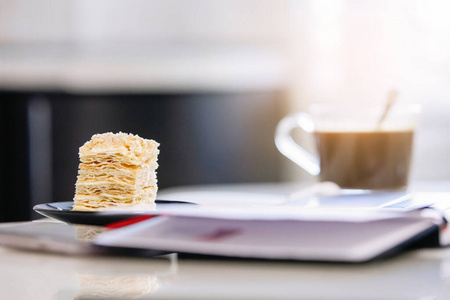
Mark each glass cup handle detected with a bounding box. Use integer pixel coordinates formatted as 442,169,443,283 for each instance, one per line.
275,112,320,176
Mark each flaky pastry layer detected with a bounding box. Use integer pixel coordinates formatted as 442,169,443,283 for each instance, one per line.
79,132,159,165
73,187,157,211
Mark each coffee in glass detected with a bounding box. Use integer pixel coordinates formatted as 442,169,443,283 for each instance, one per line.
275,103,420,190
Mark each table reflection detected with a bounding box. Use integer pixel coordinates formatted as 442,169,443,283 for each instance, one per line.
54,253,178,300
74,273,159,299
75,225,108,242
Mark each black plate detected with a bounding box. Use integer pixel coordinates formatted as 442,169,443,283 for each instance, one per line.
33,200,195,226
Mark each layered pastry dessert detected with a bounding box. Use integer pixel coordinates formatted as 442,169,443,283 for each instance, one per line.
73,132,159,211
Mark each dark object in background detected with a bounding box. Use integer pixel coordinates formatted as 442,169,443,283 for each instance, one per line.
1,94,31,222
1,91,286,221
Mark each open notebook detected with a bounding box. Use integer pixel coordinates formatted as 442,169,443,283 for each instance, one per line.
93,192,449,262
157,189,450,246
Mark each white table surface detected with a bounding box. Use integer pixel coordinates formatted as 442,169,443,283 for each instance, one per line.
1,181,450,300
1,245,450,300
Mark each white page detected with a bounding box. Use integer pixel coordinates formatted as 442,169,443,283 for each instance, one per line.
95,215,437,262
148,204,416,222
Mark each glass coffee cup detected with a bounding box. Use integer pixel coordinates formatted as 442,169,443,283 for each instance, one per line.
275,103,421,190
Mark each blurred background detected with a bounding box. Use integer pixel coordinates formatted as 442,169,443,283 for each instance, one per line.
1,0,449,221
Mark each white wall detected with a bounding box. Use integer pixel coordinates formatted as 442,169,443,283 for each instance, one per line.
1,0,449,181
0,0,289,44
0,0,71,42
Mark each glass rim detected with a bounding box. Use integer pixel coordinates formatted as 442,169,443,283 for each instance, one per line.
308,102,421,116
